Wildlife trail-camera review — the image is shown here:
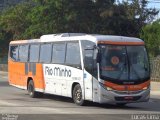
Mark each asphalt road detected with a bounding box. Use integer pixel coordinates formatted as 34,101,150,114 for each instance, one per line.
0,72,160,120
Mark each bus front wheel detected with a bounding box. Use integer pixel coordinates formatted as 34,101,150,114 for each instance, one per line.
73,84,85,106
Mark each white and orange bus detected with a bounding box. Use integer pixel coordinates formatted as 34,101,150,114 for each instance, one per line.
8,33,150,106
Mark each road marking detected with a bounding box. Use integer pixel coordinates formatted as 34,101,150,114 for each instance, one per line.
0,100,18,106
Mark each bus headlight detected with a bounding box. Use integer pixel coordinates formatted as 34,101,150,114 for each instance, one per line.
143,84,150,90
100,82,113,91
106,86,113,91
143,87,148,90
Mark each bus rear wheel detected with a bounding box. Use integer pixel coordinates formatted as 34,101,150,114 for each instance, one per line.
27,80,41,98
73,84,85,106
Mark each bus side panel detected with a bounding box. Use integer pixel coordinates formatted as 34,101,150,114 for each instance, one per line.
8,59,27,89
32,63,45,92
43,64,84,97
8,60,45,91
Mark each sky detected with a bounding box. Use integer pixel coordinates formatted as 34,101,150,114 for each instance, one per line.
147,0,160,20
117,0,160,20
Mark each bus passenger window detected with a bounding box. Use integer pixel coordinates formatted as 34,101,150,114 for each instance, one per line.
29,44,40,62
52,43,66,64
65,42,81,68
40,44,52,63
10,46,19,61
19,45,29,62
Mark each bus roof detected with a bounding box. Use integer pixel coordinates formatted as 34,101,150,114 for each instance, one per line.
10,33,144,45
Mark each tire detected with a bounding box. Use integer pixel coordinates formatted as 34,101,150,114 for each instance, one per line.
27,80,41,98
73,84,85,106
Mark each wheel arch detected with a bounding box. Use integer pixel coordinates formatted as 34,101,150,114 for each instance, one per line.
27,77,33,90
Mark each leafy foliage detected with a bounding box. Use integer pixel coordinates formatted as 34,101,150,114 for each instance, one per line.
0,0,159,57
140,20,160,57
0,2,33,39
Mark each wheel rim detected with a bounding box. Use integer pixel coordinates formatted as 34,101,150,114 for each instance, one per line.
74,87,82,103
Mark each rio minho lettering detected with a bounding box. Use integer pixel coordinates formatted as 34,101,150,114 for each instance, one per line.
45,66,72,77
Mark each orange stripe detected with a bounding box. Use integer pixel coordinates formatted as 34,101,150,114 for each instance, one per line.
10,39,39,45
8,59,45,90
10,40,28,44
104,80,150,91
98,41,144,45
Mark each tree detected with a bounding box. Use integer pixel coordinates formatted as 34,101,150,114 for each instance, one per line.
0,0,158,59
0,2,33,39
140,20,160,57
0,0,159,40
103,0,159,37
0,2,34,60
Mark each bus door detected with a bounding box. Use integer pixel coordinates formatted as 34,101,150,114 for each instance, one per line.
83,46,98,101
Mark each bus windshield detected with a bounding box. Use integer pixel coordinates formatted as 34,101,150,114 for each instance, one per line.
99,45,150,81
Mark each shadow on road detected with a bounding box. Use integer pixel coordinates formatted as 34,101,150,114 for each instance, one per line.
38,93,160,112
0,81,9,87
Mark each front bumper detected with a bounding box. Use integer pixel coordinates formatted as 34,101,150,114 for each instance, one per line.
98,86,150,104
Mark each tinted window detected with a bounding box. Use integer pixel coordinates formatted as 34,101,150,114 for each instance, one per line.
81,40,95,58
81,40,95,68
19,45,29,62
52,43,66,63
40,44,52,63
99,45,128,80
99,45,150,81
84,49,94,71
10,46,19,61
66,42,81,67
29,44,40,62
127,46,150,80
